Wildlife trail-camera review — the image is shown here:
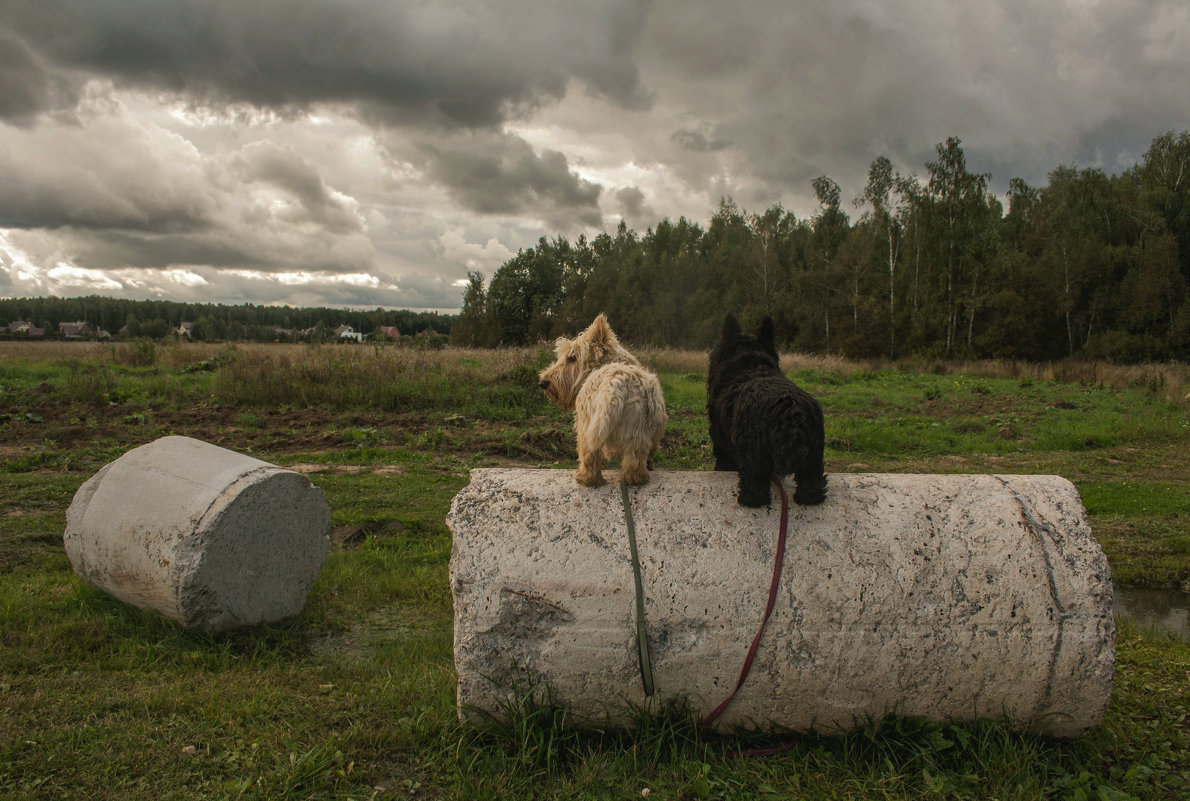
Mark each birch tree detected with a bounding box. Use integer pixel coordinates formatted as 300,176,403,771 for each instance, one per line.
924,137,994,355
857,156,902,357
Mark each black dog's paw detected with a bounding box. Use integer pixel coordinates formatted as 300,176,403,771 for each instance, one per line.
737,483,771,508
793,474,828,505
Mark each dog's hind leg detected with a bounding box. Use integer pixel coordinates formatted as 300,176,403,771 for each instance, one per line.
735,452,773,507
793,469,828,505
576,437,606,487
792,415,828,505
708,412,739,471
737,476,771,506
574,380,618,487
621,450,649,486
793,444,828,505
729,410,772,506
711,442,739,472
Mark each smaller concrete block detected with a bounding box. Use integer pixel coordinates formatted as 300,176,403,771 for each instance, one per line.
64,436,330,630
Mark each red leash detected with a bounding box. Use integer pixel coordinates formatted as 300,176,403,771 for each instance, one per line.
701,477,791,733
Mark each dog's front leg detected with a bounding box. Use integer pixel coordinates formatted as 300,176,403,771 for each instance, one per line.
709,428,739,472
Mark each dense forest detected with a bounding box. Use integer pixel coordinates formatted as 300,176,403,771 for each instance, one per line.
454,132,1190,363
0,296,453,343
4,132,1187,362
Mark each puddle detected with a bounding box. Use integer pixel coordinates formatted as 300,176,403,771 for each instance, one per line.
1113,585,1190,639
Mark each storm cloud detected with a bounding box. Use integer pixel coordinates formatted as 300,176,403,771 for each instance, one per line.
0,0,651,126
404,129,603,228
2,0,1189,310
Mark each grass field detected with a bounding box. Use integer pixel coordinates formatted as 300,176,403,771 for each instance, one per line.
1,341,1188,799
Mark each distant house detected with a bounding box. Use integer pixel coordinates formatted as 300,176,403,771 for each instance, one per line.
269,326,295,341
59,321,92,339
334,324,363,343
376,325,401,341
7,321,45,337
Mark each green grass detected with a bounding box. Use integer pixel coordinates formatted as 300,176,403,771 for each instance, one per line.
1,343,1188,798
806,370,1186,458
660,372,710,412
1080,481,1190,519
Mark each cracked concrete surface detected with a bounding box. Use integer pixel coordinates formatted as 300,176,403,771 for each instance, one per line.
448,469,1114,737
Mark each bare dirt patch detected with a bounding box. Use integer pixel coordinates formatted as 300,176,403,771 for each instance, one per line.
288,463,369,475
0,397,551,466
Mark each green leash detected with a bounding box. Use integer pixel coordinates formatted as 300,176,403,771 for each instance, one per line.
621,481,656,697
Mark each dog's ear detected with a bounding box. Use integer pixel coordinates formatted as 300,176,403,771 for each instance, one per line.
586,314,614,353
758,316,776,351
587,314,610,341
722,314,741,339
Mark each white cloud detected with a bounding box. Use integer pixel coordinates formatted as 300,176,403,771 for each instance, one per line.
46,263,124,291
437,229,515,275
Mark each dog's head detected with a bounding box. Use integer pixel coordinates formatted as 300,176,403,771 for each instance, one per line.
710,314,780,372
538,314,640,409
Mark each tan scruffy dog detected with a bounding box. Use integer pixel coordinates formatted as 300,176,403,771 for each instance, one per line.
538,314,667,487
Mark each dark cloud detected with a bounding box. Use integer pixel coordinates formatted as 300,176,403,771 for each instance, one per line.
62,226,374,275
671,124,729,153
231,142,363,234
0,114,218,231
0,28,81,124
639,1,1190,212
409,130,602,228
3,0,1190,311
614,186,650,224
0,0,651,127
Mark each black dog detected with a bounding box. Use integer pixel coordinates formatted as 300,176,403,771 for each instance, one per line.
707,314,827,507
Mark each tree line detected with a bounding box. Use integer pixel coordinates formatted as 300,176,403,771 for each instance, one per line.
0,296,453,343
453,132,1190,363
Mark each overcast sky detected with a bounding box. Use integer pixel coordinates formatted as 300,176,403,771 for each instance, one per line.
2,1,1188,312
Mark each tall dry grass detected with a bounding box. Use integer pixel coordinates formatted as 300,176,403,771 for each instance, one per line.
211,343,550,412
641,348,864,376
0,339,225,368
3,340,1187,410
908,356,1190,407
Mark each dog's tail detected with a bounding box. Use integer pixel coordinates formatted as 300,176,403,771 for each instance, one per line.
580,409,615,454
578,370,667,459
577,385,623,453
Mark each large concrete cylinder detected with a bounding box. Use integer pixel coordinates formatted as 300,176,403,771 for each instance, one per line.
64,436,330,631
448,469,1114,738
